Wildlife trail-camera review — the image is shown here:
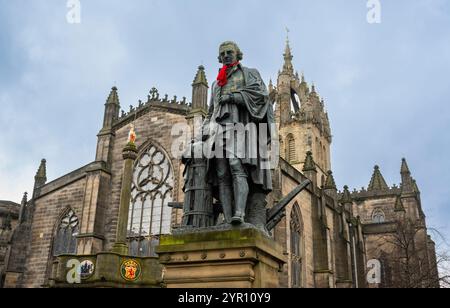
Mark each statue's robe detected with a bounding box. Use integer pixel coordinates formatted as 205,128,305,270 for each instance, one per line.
202,64,275,193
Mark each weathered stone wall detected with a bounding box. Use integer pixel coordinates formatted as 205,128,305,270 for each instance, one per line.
353,196,397,225
104,108,188,250
275,163,314,288
20,177,87,288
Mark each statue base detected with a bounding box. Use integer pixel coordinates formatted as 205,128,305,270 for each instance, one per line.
49,252,163,288
156,227,286,288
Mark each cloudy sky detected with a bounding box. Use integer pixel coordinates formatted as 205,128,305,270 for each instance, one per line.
0,0,449,243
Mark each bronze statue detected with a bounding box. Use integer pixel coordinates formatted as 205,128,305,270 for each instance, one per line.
181,41,309,234
182,41,274,232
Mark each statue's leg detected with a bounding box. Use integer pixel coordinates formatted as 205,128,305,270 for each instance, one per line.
229,157,249,224
246,185,269,234
216,158,233,224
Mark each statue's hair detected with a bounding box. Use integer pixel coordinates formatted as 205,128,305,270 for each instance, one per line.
218,41,244,63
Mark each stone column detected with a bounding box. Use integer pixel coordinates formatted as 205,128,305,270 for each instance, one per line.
112,142,138,255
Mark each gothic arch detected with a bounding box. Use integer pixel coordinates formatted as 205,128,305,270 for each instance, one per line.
128,141,175,257
52,207,80,256
372,208,386,224
289,202,304,288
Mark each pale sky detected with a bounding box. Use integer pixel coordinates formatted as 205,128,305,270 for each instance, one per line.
0,0,449,244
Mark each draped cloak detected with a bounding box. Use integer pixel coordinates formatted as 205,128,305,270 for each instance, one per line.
201,64,275,192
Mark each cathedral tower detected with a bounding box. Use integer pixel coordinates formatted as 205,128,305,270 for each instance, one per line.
272,37,332,185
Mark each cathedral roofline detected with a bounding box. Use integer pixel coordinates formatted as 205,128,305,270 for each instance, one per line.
33,161,110,200
113,87,191,131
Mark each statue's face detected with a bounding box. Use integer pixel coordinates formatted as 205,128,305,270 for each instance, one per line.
219,44,239,66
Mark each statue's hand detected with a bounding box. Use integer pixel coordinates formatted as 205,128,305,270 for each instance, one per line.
219,94,234,105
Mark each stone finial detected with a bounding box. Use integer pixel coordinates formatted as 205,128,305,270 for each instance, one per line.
340,185,352,204
303,151,317,172
18,191,28,223
324,171,337,190
367,165,389,191
35,159,47,187
400,158,415,194
282,35,294,74
150,87,159,101
106,86,120,105
21,191,28,205
401,158,411,175
268,79,274,92
192,65,208,86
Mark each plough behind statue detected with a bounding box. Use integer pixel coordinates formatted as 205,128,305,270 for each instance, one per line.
170,140,311,234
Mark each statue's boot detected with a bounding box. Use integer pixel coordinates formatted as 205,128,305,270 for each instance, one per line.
231,175,249,225
219,184,233,224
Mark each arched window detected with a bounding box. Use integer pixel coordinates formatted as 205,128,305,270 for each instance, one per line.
128,143,174,257
372,209,386,224
53,209,79,256
290,203,303,288
286,134,296,163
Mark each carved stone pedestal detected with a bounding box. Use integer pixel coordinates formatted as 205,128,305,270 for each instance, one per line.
157,228,286,288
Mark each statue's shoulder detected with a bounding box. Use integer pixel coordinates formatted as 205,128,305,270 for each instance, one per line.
241,66,263,79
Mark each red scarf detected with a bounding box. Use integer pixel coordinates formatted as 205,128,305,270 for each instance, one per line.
217,62,239,87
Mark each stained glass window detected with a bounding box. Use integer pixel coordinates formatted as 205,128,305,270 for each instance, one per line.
53,209,79,256
127,143,174,257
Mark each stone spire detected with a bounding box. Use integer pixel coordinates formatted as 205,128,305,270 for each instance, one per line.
282,35,294,75
401,158,411,174
302,151,317,188
34,159,47,189
106,86,120,105
400,158,414,193
268,79,274,92
192,65,208,86
303,151,317,172
340,186,352,204
19,192,28,223
102,86,121,129
341,185,353,213
191,65,209,114
368,165,389,191
324,171,337,190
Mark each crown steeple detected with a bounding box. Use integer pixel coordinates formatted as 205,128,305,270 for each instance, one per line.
282,32,294,75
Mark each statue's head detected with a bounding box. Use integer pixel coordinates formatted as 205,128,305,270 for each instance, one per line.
218,41,243,65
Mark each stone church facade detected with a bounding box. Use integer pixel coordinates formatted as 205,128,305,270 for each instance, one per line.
1,40,439,288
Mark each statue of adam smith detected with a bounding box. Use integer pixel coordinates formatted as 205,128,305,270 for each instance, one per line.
201,41,275,230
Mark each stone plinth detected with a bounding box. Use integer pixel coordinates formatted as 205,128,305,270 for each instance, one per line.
157,227,286,288
49,252,163,288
